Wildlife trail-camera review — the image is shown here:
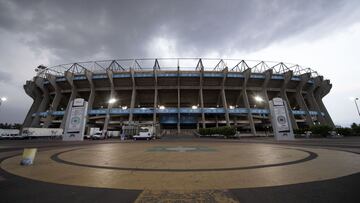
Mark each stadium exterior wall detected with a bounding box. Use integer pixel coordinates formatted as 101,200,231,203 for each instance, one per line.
22,58,334,135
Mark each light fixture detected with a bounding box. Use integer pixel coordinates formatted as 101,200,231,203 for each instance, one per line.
1,97,7,102
121,106,128,110
229,105,235,109
254,96,264,103
108,98,117,104
191,105,198,109
159,105,165,110
349,97,359,101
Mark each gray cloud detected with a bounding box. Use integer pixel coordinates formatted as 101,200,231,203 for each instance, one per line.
0,69,12,82
0,0,360,123
1,0,359,65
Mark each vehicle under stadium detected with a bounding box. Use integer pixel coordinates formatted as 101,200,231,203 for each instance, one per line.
22,58,334,135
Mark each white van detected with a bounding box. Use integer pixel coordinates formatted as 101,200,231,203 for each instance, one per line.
133,126,153,140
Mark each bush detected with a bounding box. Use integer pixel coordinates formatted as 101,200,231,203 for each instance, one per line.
309,125,333,137
293,128,308,135
336,127,352,136
351,123,360,135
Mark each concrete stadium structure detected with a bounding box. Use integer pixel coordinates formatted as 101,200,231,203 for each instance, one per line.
22,58,334,135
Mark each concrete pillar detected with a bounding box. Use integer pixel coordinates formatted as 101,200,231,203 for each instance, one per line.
315,80,334,127
153,70,158,125
221,68,230,126
199,65,206,128
129,68,136,122
308,76,326,125
84,70,94,130
281,71,298,129
60,71,77,129
85,70,95,110
262,69,272,109
242,68,256,135
31,77,50,127
103,70,114,134
296,73,313,127
43,74,62,128
177,86,181,134
22,81,42,128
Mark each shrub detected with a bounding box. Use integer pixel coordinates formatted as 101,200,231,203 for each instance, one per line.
198,126,236,137
351,123,360,135
293,128,308,135
309,125,333,137
335,127,352,136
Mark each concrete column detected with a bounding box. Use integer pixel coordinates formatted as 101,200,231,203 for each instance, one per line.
60,71,77,129
43,74,62,128
296,73,313,127
242,68,256,135
199,66,206,128
153,70,158,125
315,80,334,127
22,81,42,128
103,70,114,134
31,77,50,127
308,76,326,125
281,71,298,129
129,68,136,122
262,69,272,109
221,68,230,126
85,70,95,110
177,85,181,134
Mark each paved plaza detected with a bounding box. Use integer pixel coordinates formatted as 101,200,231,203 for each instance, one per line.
1,137,360,202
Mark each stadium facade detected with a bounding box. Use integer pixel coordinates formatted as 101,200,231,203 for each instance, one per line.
22,58,334,135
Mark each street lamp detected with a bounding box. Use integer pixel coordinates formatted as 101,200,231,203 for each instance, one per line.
108,98,117,104
254,96,264,103
350,97,360,117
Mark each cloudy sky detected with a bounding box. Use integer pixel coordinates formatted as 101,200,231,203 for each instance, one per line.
0,0,360,126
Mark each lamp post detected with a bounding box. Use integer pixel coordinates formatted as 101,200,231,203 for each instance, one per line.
354,98,360,117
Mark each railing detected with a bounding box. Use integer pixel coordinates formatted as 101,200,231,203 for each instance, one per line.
35,58,321,78
32,108,323,116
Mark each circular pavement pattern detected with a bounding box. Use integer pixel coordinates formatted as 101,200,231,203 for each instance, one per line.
2,142,360,190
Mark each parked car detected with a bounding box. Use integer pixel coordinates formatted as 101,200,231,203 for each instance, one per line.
92,132,105,140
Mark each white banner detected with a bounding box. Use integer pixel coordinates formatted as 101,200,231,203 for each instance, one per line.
274,106,290,132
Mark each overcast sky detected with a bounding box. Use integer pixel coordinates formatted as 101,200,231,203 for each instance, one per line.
0,0,360,126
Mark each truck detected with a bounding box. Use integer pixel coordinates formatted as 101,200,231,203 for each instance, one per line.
133,126,154,140
21,128,63,139
0,129,21,139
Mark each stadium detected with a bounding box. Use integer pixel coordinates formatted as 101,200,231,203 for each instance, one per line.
22,58,334,135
